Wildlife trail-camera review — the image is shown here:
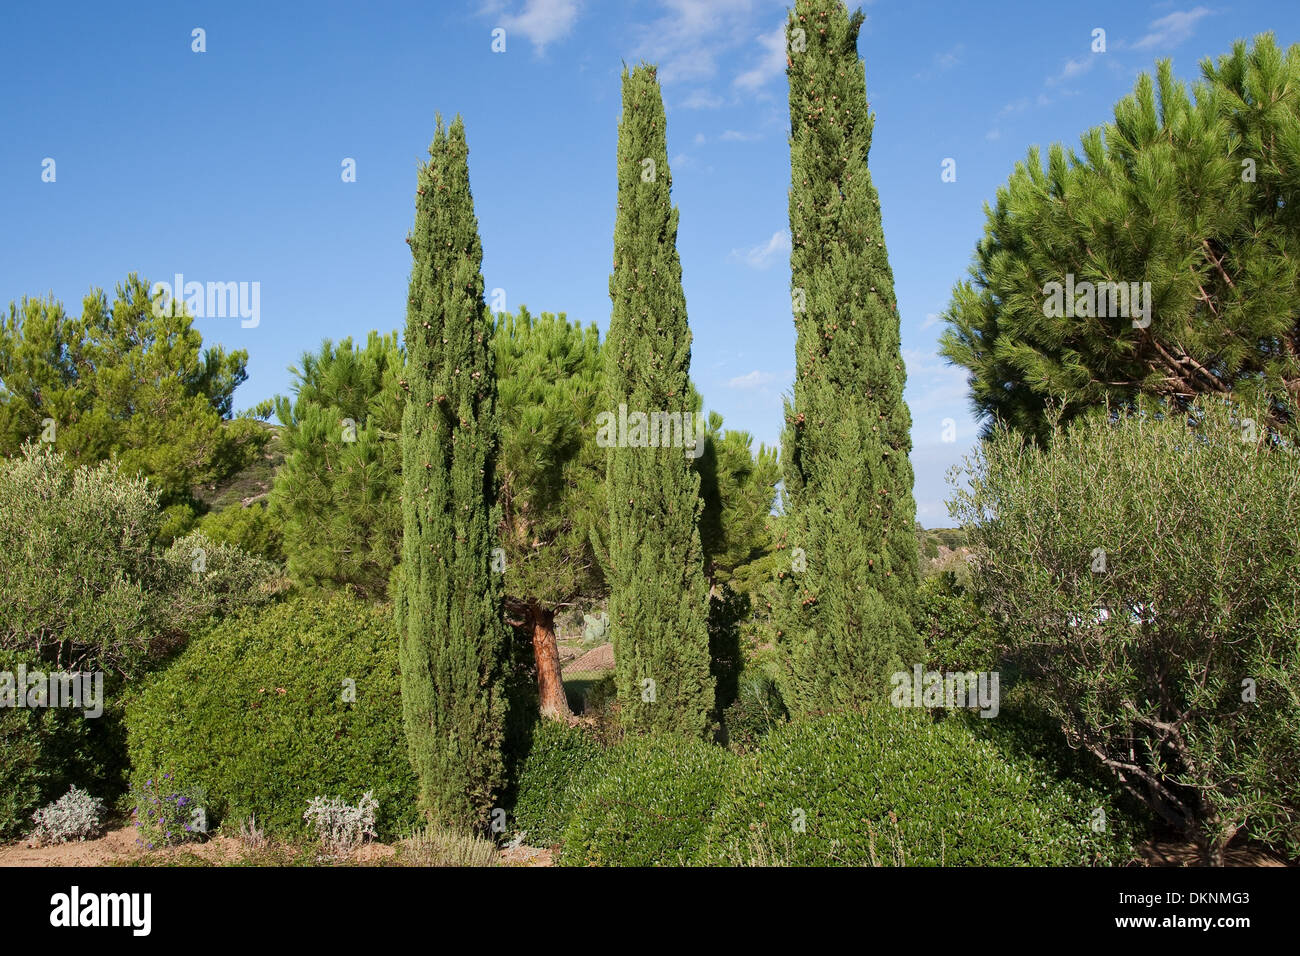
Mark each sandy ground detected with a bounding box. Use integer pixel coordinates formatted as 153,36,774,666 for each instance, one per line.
2,825,1281,868
564,642,614,675
0,826,551,867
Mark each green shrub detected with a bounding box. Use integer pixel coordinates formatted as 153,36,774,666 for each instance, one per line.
0,645,129,840
951,397,1300,863
559,735,735,866
0,445,282,678
510,721,603,847
700,708,1134,866
721,672,788,753
126,595,420,839
198,501,284,563
913,574,999,674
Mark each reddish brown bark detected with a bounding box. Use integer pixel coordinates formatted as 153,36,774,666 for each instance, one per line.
528,602,571,720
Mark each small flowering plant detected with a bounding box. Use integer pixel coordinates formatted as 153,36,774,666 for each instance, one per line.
132,774,208,849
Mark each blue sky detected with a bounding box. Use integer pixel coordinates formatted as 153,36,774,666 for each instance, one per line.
3,0,1297,525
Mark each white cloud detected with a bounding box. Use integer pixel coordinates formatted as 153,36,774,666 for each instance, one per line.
730,230,790,269
682,89,724,109
486,0,580,52
902,347,973,433
1047,55,1095,86
719,128,758,141
915,43,963,79
693,132,707,145
1132,7,1213,50
726,369,783,389
632,0,755,85
735,21,787,91
998,97,1030,117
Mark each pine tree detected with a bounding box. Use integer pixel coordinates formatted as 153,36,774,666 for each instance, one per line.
779,1,920,716
396,116,506,828
495,306,605,720
271,331,404,597
941,34,1300,442
0,274,263,528
601,64,714,736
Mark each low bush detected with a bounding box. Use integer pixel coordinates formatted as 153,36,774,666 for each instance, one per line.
720,672,788,753
399,824,497,867
510,721,604,846
125,595,420,840
913,573,999,674
700,707,1134,866
952,397,1300,862
303,791,379,857
0,648,126,840
132,775,208,848
559,734,735,866
30,785,105,845
198,501,284,563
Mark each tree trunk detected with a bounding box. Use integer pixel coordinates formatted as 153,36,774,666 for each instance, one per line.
529,602,571,720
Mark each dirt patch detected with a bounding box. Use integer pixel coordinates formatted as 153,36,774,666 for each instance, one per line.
1,826,549,868
1137,839,1288,867
499,844,554,867
0,826,248,867
564,642,613,675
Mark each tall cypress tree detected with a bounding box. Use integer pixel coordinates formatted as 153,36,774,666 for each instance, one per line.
602,64,713,736
779,1,920,716
396,116,506,828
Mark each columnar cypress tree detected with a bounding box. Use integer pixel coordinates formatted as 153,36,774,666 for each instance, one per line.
602,64,713,736
396,116,506,828
779,1,920,716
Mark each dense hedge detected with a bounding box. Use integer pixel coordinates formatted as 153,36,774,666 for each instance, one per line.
0,650,127,839
559,734,735,866
510,721,604,847
913,574,999,674
126,595,419,839
700,708,1134,866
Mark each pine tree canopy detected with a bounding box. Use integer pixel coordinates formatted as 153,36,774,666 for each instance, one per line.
0,274,262,515
494,306,605,612
270,331,404,598
942,33,1300,443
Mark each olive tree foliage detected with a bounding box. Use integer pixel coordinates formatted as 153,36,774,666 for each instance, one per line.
0,444,283,678
950,397,1300,863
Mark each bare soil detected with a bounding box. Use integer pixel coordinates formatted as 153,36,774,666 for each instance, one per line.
0,826,551,867
564,642,614,675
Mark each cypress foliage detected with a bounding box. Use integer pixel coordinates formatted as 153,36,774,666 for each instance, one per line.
602,64,714,736
779,2,920,716
396,116,506,828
